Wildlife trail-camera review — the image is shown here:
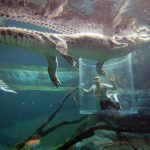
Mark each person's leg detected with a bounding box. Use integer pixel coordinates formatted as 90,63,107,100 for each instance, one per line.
100,100,110,110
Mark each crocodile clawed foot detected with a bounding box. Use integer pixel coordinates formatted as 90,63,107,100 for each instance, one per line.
50,76,61,87
99,69,105,77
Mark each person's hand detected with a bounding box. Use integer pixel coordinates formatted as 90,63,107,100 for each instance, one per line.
110,74,115,82
78,85,84,91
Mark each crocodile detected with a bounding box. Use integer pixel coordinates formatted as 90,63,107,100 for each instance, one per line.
0,2,78,34
0,27,150,87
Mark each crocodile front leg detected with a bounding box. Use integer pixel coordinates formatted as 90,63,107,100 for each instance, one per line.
46,56,61,87
96,60,105,77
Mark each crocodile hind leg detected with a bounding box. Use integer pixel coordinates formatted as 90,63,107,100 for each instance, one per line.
46,56,61,87
96,61,105,77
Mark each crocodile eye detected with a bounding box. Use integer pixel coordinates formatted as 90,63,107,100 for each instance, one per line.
113,35,122,41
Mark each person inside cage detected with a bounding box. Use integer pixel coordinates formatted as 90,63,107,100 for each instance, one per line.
82,75,120,110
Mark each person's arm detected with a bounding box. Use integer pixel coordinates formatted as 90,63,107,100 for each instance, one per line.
82,85,95,93
102,76,117,90
101,83,113,90
111,80,117,90
110,75,117,90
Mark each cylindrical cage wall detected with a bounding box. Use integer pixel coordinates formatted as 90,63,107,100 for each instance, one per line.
79,54,137,115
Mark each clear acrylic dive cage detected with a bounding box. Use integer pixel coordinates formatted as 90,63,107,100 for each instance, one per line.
79,54,138,115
